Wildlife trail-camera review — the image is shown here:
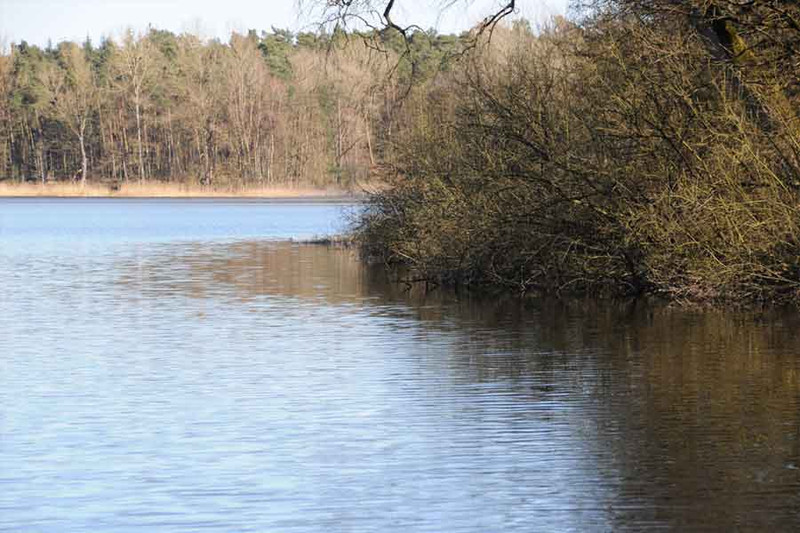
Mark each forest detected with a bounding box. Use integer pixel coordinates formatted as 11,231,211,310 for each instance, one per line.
0,26,458,189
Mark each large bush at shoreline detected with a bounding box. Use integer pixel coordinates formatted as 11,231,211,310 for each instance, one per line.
357,10,800,304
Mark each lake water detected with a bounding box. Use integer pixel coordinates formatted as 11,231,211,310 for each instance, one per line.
1,198,800,531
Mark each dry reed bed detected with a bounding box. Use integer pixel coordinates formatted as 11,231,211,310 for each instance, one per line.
0,181,355,199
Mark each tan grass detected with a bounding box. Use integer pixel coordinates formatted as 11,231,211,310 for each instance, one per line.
0,181,358,199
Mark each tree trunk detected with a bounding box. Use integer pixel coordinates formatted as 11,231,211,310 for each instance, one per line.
134,88,145,184
79,129,88,188
691,3,774,130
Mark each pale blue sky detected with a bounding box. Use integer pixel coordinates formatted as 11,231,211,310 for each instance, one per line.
0,0,568,47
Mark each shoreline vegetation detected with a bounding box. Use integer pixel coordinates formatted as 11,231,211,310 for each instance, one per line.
3,0,799,306
0,180,359,199
349,1,800,307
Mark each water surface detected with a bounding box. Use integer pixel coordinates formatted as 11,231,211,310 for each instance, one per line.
1,198,799,531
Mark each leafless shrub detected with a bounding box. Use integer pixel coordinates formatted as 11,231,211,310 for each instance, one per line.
357,14,800,304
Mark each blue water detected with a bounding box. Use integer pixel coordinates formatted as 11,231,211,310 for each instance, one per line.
1,198,799,532
0,198,346,248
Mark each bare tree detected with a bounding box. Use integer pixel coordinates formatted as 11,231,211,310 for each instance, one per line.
40,43,98,186
303,0,517,36
176,35,225,186
575,0,800,127
224,33,273,184
0,40,12,180
112,31,155,184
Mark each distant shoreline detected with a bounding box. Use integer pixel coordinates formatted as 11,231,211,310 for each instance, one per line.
0,182,364,201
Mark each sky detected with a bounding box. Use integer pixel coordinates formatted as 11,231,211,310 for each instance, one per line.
0,0,568,47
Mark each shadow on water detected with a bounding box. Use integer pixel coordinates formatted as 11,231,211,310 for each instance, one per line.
114,240,800,530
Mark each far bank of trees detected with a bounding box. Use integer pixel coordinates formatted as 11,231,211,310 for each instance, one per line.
0,27,462,189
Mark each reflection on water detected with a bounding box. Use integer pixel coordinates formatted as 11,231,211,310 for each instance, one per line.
2,204,800,531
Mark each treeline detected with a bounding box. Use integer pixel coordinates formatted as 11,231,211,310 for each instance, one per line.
0,27,461,188
357,1,800,304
